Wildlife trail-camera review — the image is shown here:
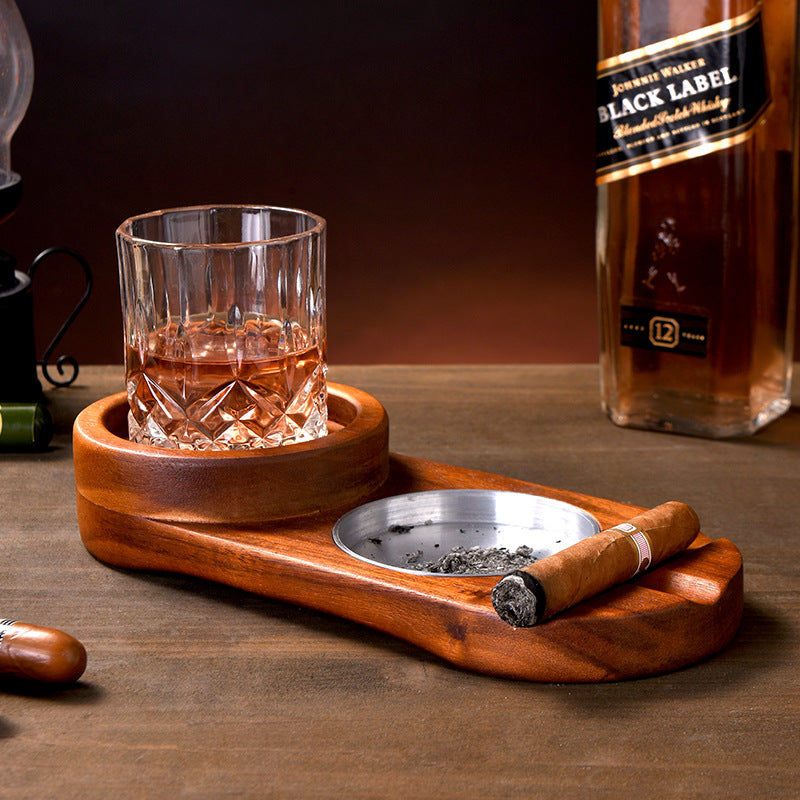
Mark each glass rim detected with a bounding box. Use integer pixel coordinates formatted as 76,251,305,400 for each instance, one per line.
115,204,326,248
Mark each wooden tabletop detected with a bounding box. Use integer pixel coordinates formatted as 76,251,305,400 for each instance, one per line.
2,364,799,798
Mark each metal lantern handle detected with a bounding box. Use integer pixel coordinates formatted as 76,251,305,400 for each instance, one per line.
28,246,93,387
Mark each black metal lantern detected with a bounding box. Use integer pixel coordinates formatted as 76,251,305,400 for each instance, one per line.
0,243,92,401
0,1,92,448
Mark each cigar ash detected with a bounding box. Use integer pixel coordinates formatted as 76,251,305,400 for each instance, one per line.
404,542,539,574
360,518,549,576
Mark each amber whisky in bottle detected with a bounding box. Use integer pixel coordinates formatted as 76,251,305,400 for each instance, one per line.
596,0,798,436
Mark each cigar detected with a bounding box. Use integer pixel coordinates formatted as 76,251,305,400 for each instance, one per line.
491,501,699,627
0,619,87,683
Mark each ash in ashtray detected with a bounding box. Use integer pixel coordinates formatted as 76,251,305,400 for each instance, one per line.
404,544,537,575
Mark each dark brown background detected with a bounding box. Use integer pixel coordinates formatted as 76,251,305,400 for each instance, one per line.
5,1,796,368
4,0,598,367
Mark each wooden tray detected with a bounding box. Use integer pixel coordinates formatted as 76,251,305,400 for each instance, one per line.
73,386,743,682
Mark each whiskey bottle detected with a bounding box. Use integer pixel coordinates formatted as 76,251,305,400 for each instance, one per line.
596,0,798,437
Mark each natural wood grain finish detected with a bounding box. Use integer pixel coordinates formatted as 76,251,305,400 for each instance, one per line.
72,383,390,523
73,392,743,682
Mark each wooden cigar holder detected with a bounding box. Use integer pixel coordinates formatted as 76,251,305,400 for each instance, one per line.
73,384,743,682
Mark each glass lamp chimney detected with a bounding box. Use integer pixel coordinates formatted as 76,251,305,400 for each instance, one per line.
0,0,32,189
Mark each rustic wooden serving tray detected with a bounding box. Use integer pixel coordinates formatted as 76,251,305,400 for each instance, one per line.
73,385,743,682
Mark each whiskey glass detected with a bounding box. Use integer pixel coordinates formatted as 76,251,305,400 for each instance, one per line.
116,205,327,449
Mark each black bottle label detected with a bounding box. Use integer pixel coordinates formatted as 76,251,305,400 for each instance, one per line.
620,305,709,357
596,6,770,184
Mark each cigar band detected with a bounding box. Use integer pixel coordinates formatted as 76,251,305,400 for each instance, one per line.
0,619,17,645
612,523,653,577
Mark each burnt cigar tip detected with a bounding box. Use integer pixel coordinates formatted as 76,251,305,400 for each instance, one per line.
491,574,539,628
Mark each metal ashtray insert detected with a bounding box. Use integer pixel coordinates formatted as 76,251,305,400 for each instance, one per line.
332,489,600,576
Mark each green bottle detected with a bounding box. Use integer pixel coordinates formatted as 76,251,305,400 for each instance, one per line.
0,402,53,450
